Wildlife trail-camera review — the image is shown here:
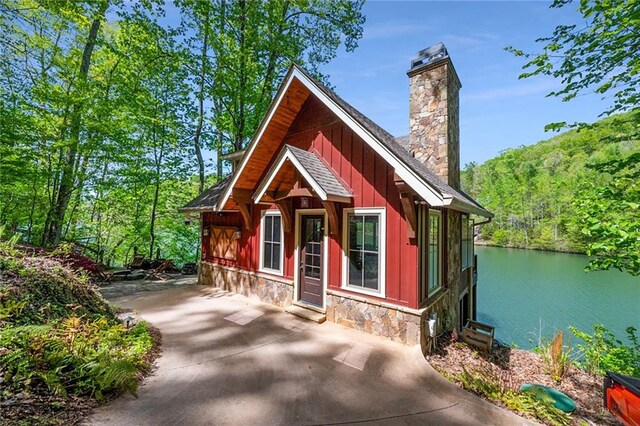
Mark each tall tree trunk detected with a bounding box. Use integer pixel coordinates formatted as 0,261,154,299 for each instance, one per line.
193,10,209,193
149,172,161,259
148,106,165,260
215,0,225,179
63,150,90,239
235,0,246,152
45,2,107,246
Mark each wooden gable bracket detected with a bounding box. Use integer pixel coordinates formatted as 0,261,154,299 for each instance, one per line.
232,188,253,230
322,201,339,236
394,175,417,239
275,198,293,233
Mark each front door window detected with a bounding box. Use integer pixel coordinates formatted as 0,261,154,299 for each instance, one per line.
299,215,324,306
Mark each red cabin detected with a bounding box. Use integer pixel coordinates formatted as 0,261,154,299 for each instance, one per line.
182,43,492,349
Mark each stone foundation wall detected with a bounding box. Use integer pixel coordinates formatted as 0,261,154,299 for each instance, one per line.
200,262,434,347
199,261,293,308
326,291,423,345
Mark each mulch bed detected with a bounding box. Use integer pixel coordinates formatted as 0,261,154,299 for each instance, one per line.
425,333,620,425
0,325,162,426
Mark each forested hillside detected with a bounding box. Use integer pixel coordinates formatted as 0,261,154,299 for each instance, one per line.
462,112,640,253
0,1,364,267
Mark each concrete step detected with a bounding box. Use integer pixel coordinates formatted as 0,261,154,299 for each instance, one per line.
286,304,326,323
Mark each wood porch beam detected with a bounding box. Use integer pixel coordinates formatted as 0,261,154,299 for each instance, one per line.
394,175,417,239
275,199,293,233
274,187,314,201
233,188,253,229
232,188,253,202
322,201,339,236
236,202,252,230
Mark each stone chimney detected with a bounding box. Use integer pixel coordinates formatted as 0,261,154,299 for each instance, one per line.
407,43,461,190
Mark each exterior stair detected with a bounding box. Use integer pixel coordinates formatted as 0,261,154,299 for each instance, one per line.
285,304,326,323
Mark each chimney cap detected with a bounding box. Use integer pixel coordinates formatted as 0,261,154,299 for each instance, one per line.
410,42,448,71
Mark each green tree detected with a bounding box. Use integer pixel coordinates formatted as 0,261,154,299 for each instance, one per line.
508,0,640,275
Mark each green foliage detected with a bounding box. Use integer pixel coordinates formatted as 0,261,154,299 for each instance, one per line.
0,319,152,399
574,145,640,275
0,249,154,404
0,250,114,325
570,324,640,377
536,330,574,382
507,0,640,120
506,0,640,276
462,112,640,254
458,365,571,426
0,0,365,267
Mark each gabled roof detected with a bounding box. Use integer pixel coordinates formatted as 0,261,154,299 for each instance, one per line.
179,176,231,212
296,66,490,217
253,145,352,203
183,64,492,218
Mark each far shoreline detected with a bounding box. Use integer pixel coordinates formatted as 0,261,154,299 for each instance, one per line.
474,239,585,256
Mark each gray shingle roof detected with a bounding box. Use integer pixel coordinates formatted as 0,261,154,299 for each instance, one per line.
181,64,491,217
179,176,231,212
295,66,490,216
284,145,352,199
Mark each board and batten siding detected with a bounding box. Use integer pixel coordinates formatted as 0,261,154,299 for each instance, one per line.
203,95,419,309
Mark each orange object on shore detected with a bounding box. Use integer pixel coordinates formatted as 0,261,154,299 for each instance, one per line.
604,372,640,426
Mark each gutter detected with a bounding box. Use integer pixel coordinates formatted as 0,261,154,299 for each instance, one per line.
474,217,492,226
446,197,494,219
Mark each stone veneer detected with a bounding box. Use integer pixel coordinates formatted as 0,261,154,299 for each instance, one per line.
408,58,461,189
199,261,293,307
326,291,424,346
199,262,427,346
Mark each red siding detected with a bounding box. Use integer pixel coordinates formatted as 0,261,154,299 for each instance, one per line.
204,96,419,308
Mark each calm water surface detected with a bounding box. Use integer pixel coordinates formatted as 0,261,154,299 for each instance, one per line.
476,246,640,349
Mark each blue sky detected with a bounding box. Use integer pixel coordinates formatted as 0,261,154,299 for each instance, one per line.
319,1,606,166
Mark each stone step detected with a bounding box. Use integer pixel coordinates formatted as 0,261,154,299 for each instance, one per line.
285,305,326,323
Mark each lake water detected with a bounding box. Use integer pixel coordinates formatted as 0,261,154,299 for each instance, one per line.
476,246,640,349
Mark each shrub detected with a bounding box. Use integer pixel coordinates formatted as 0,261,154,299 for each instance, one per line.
0,245,155,405
537,330,574,382
570,324,640,377
0,318,153,399
0,250,114,326
458,365,571,426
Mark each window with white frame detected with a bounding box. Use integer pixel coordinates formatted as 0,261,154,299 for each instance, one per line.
343,208,385,295
260,211,283,274
428,210,442,292
461,216,474,270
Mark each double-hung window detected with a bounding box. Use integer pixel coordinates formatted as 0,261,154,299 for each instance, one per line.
461,216,474,271
343,208,386,296
428,210,442,293
260,211,283,274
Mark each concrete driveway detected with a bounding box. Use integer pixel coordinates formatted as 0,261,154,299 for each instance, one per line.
91,284,531,426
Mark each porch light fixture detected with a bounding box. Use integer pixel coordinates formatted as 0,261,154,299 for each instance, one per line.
300,196,309,208
203,228,209,236
234,229,242,240
123,315,135,329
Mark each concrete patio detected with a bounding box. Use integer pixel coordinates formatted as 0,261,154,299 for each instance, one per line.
91,284,532,425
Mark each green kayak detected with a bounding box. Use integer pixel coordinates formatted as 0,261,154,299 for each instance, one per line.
519,383,577,413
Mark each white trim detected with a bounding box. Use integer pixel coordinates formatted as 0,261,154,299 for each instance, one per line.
294,209,328,309
217,66,448,211
341,207,386,298
258,210,284,276
217,68,298,210
291,69,444,207
253,146,352,204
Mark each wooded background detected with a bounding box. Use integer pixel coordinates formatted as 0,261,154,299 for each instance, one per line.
0,0,365,266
